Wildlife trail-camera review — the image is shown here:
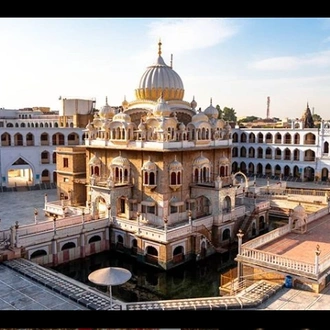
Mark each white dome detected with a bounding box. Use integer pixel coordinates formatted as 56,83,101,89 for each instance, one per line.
112,111,131,123
193,153,209,167
112,154,130,167
204,99,219,119
191,108,209,124
153,93,171,117
135,41,184,102
99,96,114,119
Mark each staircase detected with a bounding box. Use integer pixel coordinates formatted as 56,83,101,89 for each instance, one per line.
193,224,227,253
240,207,258,236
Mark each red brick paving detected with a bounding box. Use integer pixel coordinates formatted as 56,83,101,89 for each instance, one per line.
259,214,330,263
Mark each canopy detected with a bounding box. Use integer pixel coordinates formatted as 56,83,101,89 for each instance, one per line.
88,267,132,286
88,266,132,310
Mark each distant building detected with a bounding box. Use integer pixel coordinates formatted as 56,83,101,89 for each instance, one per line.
232,104,330,182
0,99,94,190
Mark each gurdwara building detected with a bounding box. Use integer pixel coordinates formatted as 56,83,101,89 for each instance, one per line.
55,41,270,270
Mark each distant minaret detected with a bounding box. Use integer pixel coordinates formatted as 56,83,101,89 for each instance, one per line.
266,96,270,119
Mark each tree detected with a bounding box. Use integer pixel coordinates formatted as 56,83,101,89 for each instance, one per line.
239,116,259,123
313,113,322,122
216,104,223,119
222,107,237,122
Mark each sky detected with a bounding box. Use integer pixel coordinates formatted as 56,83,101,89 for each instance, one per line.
1,17,330,120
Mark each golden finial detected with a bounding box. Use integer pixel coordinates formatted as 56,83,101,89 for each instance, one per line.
158,39,162,56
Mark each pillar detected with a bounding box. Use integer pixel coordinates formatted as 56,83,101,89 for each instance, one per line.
237,229,244,283
315,244,321,274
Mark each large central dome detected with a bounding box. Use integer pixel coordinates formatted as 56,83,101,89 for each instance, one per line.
135,41,184,102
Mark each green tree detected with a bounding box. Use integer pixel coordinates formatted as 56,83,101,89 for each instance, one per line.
239,116,259,123
313,113,322,122
216,104,223,119
222,107,237,122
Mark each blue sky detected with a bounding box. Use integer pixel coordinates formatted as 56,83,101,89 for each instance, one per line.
1,17,330,120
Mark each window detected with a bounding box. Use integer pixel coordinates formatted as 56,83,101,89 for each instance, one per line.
147,206,155,214
63,158,69,168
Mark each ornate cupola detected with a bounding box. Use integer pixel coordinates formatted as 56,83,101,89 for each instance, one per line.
135,40,184,101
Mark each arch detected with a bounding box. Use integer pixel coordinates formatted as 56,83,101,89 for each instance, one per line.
88,235,101,243
61,242,76,250
222,228,230,241
94,195,107,219
173,245,184,256
146,245,158,256
131,238,138,255
41,169,50,183
5,155,36,187
30,250,47,258
232,170,249,188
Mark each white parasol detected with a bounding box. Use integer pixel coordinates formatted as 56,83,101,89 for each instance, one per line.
88,266,132,310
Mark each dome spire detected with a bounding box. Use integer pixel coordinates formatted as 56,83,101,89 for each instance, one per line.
210,97,213,105
158,39,162,57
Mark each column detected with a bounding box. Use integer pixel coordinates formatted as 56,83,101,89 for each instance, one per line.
15,221,19,248
34,208,38,224
237,229,244,284
80,211,86,258
315,244,321,274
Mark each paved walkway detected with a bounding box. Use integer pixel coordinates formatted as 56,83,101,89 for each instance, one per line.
0,258,284,310
2,257,330,311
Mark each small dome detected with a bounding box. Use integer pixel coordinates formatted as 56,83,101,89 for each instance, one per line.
99,96,114,119
293,203,305,215
111,154,130,167
179,122,185,131
169,156,183,171
122,96,129,110
219,154,229,165
193,153,209,167
153,93,171,117
92,112,102,128
190,96,197,110
112,110,131,123
142,157,157,171
204,99,218,119
191,108,209,124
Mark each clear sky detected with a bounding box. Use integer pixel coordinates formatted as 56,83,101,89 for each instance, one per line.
1,17,330,120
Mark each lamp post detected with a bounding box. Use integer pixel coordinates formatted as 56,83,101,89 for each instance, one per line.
34,208,38,224
15,221,19,248
315,244,321,274
136,211,140,234
107,204,111,226
53,215,57,236
187,210,192,225
164,215,168,233
82,210,85,229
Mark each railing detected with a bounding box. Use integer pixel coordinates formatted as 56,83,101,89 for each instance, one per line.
239,247,316,277
237,208,330,280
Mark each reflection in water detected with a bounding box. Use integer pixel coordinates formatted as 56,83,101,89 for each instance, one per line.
52,249,237,302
